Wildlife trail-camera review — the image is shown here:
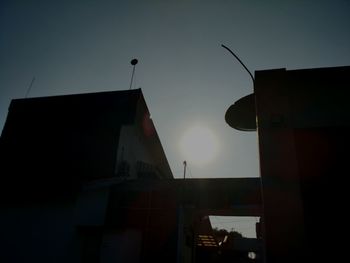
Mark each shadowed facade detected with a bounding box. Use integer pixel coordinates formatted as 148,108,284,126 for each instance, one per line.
226,65,350,263
0,89,172,201
0,89,262,263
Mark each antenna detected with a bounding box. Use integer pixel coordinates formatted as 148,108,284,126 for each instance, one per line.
183,160,187,179
129,58,138,90
25,76,36,98
221,44,255,83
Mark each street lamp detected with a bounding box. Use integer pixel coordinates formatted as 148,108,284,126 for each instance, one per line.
221,44,256,131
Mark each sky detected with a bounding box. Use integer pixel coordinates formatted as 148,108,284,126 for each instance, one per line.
210,216,259,238
1,0,349,179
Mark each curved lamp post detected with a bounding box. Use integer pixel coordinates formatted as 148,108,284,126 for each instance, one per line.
221,44,256,131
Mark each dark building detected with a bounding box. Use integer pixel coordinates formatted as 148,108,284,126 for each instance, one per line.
0,89,172,262
226,65,350,263
0,89,172,199
0,88,262,263
104,177,262,263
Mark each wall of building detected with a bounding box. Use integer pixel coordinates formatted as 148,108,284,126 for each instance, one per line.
115,96,172,180
0,89,174,263
115,124,154,179
255,66,350,263
0,201,81,263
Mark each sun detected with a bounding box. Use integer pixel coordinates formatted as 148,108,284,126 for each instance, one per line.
179,125,219,166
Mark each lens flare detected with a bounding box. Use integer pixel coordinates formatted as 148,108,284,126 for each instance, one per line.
180,125,219,166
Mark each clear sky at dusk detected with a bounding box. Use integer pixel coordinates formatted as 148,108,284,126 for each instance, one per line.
1,0,349,179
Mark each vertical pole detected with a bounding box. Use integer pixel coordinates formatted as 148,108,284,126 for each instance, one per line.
183,161,187,179
129,58,138,90
129,65,136,90
25,76,35,98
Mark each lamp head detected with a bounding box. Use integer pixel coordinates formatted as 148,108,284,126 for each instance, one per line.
131,59,138,66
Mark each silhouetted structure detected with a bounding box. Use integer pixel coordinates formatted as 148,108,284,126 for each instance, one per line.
226,65,350,263
210,228,262,263
0,89,262,263
0,89,172,199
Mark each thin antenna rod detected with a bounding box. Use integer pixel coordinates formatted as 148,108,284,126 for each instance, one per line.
25,76,35,98
129,58,138,90
183,160,187,179
221,44,255,83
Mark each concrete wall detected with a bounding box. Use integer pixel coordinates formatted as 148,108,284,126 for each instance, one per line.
255,66,350,263
115,124,154,179
115,97,172,179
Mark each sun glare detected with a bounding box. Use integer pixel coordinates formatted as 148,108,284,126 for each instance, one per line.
180,125,219,166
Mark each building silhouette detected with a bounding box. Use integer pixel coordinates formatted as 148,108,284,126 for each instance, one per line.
0,89,172,196
0,88,262,263
226,65,350,263
3,65,348,262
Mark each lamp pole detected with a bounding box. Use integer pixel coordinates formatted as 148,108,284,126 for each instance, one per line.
221,44,255,84
183,160,187,179
129,58,138,90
